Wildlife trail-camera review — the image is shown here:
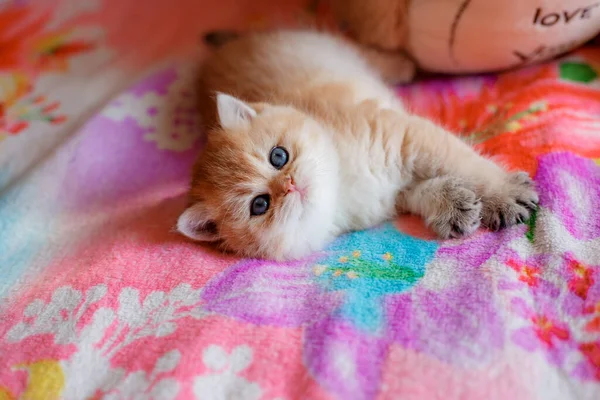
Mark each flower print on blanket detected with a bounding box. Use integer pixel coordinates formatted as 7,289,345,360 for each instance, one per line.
61,67,202,211
535,152,600,241
498,250,600,381
2,283,206,399
398,58,600,173
0,75,67,137
200,222,526,398
102,66,202,152
193,345,262,400
201,216,575,399
0,4,98,139
498,152,600,381
201,223,438,399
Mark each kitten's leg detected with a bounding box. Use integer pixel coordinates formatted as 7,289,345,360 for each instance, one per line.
388,112,539,234
397,177,482,239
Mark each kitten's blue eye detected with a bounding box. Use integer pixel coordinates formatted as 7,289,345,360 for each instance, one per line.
269,146,288,169
251,194,270,216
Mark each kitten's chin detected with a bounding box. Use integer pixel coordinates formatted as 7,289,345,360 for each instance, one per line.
269,238,329,261
277,212,337,261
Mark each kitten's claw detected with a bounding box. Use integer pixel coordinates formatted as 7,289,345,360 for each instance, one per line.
429,181,482,239
481,172,539,231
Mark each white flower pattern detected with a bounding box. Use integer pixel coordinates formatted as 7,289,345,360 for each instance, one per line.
102,66,201,152
6,283,207,399
193,345,262,400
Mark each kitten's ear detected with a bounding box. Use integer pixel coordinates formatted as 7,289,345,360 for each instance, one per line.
216,92,256,130
177,202,219,242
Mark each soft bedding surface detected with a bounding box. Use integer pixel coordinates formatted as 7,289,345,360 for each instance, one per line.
1,1,600,399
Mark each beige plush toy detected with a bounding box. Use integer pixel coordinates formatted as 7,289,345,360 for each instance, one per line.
329,0,600,80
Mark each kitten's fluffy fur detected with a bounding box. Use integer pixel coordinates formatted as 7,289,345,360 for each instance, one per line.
178,30,538,260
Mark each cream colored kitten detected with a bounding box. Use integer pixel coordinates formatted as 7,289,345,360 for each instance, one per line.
177,30,538,260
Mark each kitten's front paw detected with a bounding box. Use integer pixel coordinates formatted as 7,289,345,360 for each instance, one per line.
481,172,539,231
429,182,482,239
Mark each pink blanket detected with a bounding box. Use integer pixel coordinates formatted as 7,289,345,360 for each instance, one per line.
1,1,600,399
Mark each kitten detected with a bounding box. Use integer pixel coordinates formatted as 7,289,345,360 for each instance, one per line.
177,30,538,260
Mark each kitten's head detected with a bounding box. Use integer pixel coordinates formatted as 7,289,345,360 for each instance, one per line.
177,93,339,260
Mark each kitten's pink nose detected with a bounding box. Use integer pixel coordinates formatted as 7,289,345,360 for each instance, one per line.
284,176,296,195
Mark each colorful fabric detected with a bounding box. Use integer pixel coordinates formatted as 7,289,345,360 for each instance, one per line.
1,1,600,399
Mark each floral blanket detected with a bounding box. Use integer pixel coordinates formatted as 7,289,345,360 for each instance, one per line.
1,1,600,399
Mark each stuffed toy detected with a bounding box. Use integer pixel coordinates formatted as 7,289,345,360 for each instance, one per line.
328,0,600,80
